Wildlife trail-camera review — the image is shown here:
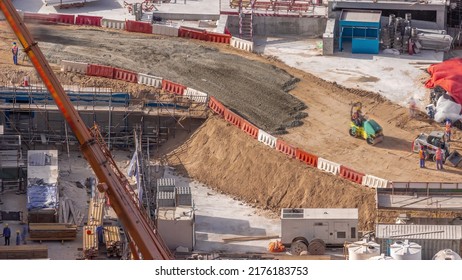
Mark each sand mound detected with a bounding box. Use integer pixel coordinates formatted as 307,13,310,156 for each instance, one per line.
167,117,376,230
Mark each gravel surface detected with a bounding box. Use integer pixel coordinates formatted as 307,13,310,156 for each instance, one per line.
30,24,305,133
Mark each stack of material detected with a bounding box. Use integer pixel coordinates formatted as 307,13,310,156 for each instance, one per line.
380,27,392,49
417,33,453,51
28,223,77,241
176,186,192,206
59,196,84,226
27,182,58,210
104,226,122,257
87,197,105,226
157,178,176,192
83,225,98,259
0,245,48,259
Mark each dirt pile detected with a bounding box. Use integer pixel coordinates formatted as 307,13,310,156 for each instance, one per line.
24,24,305,133
167,116,376,230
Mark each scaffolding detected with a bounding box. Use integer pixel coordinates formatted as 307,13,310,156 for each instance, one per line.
0,135,25,194
0,84,207,149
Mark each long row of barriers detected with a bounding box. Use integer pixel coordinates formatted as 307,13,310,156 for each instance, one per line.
21,12,254,53
54,16,461,191
61,59,394,189
61,60,208,104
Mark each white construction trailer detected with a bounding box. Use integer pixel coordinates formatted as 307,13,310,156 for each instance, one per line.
281,208,359,255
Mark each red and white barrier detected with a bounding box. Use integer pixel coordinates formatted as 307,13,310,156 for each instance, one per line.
138,73,162,88
185,88,208,103
102,19,125,30
295,148,318,167
75,15,102,26
126,20,152,34
208,96,225,116
162,79,186,95
317,157,340,175
276,139,296,158
152,24,179,37
114,68,137,83
257,129,277,148
362,175,389,189
339,166,365,184
230,37,254,52
51,14,75,24
240,120,259,139
224,109,243,128
87,64,114,79
61,60,88,74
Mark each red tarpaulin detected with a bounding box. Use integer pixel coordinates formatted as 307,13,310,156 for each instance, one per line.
425,58,462,105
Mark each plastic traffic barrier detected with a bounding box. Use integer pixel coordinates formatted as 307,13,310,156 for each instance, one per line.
295,148,318,167
257,130,276,149
114,68,138,83
208,96,225,116
362,174,389,189
240,120,258,139
75,15,102,26
87,64,114,79
161,79,186,95
339,166,365,184
224,108,243,128
317,158,341,175
126,20,152,34
276,139,296,158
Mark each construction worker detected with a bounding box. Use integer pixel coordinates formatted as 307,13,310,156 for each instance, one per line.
419,145,426,168
408,97,417,118
12,42,19,65
435,147,443,170
2,223,11,245
15,230,20,246
445,120,452,142
96,225,104,245
21,222,28,244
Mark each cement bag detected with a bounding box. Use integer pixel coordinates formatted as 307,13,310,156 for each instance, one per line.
434,95,462,123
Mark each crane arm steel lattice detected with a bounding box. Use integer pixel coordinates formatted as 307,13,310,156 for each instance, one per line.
0,0,173,260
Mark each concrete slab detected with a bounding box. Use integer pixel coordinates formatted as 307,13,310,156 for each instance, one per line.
254,35,444,109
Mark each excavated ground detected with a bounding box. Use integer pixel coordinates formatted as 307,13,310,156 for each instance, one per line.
0,23,305,133
1,22,462,230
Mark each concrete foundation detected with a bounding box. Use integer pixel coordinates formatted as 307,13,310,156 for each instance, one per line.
227,16,327,37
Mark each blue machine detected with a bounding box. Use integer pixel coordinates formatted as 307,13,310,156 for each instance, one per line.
339,9,382,54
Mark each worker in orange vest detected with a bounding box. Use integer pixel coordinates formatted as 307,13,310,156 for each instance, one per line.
419,145,426,168
435,147,443,170
445,120,452,142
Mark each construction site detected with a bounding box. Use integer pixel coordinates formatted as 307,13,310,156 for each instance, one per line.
0,0,462,261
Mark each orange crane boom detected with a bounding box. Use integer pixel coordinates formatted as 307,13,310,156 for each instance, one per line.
0,0,173,260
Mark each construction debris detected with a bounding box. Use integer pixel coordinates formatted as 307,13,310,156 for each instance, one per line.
28,223,78,241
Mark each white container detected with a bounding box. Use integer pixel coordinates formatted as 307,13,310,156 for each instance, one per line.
368,253,394,260
390,240,422,260
348,239,381,260
432,249,462,260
